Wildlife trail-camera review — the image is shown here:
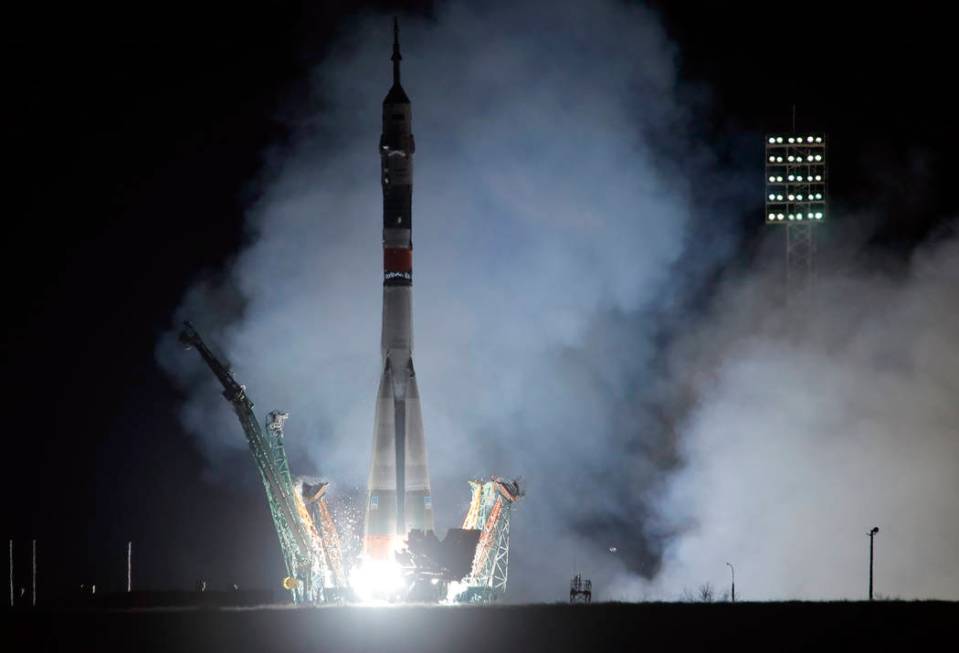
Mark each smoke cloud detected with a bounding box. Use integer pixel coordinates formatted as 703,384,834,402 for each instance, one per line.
159,0,959,601
638,232,959,600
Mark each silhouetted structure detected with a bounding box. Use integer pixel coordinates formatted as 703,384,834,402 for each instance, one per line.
569,574,591,604
868,526,879,600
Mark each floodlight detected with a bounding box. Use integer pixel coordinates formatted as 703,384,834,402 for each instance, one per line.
807,136,814,142
777,137,783,143
769,194,776,200
797,194,804,200
815,154,822,161
815,136,822,143
777,176,783,182
788,137,795,143
769,137,776,143
769,176,776,182
788,194,795,200
816,212,823,218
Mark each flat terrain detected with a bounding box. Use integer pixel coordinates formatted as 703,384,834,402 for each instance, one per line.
4,601,956,652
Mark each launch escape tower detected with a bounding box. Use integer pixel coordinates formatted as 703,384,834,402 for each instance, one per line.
765,132,828,294
364,17,434,560
179,322,344,602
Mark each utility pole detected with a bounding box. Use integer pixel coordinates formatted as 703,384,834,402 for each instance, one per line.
726,562,735,603
868,527,879,600
127,541,132,593
31,539,36,607
8,540,12,608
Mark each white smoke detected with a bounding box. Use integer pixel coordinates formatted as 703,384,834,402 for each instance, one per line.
158,0,959,601
636,232,959,600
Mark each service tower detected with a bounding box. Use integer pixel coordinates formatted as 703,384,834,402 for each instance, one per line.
363,18,434,560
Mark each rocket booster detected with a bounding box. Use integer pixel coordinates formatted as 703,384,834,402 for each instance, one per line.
364,18,434,560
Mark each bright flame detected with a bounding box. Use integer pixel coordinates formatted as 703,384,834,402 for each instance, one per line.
350,557,406,603
445,579,468,603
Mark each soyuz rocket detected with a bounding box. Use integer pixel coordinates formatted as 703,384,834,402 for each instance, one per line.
363,18,434,559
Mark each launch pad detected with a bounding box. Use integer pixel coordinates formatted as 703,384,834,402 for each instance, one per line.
175,20,521,605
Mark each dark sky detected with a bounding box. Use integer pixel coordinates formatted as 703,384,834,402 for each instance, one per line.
3,1,955,598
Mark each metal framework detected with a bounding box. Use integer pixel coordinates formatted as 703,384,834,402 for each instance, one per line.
765,133,828,293
569,574,592,604
458,478,521,602
179,322,341,602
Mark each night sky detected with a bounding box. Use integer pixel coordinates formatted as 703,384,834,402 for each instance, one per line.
4,1,956,599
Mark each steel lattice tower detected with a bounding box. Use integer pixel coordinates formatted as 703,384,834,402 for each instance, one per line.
765,134,828,294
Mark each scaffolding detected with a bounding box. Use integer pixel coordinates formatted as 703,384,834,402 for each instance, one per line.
456,477,522,602
179,322,342,602
569,574,592,604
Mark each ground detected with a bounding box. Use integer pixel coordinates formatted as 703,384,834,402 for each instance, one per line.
4,601,956,652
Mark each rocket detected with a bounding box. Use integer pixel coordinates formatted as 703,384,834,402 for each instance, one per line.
364,18,434,560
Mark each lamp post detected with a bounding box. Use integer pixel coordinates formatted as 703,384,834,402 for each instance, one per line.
726,562,735,603
868,527,879,601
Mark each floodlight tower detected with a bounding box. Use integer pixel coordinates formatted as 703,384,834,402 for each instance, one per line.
765,133,828,294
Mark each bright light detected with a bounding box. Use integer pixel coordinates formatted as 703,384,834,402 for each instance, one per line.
788,137,795,143
768,137,776,143
777,156,783,162
807,155,814,161
777,194,784,200
769,176,776,182
788,155,795,162
769,156,776,162
807,136,814,142
768,213,776,220
797,175,804,181
815,193,822,199
788,214,794,220
776,137,783,143
768,194,776,201
816,212,823,218
815,154,822,161
776,176,783,182
788,175,795,181
815,175,822,181
815,136,822,143
777,213,785,220
797,194,804,200
788,194,795,200
350,555,407,603
797,213,804,219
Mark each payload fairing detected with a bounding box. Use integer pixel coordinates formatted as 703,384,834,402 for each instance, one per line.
364,19,434,559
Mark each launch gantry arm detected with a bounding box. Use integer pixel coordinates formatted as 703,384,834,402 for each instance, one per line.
178,321,330,602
